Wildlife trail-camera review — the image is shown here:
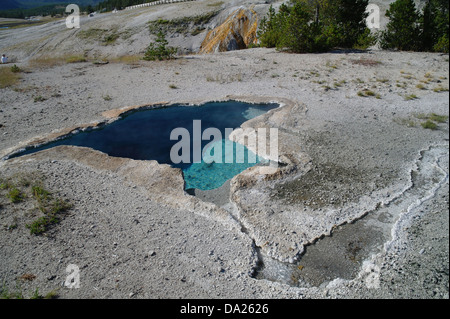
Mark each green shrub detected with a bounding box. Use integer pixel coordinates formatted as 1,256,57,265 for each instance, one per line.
7,187,24,203
32,185,51,203
26,198,72,235
103,33,119,45
257,5,288,48
434,34,449,53
10,64,21,73
143,31,177,61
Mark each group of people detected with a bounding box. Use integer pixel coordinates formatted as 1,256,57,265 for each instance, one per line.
1,54,8,64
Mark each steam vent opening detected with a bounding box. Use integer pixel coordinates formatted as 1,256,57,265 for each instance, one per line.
12,101,279,191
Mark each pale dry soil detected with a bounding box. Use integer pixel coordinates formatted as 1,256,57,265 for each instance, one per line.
0,46,449,299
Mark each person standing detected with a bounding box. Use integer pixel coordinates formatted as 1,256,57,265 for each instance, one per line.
1,54,7,64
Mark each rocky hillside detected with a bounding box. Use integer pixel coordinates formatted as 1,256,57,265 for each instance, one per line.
0,0,271,62
0,0,430,63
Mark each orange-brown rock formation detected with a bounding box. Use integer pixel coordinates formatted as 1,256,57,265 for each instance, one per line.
199,7,258,54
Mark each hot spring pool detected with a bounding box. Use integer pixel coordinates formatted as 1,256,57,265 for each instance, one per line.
13,101,279,190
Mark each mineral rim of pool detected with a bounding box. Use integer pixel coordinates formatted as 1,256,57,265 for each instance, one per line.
11,101,279,190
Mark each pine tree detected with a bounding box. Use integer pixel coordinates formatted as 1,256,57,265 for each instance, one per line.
380,0,421,51
335,0,371,48
143,31,177,61
422,0,449,52
258,0,374,53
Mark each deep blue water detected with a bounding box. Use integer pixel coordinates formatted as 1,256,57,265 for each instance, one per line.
14,101,278,190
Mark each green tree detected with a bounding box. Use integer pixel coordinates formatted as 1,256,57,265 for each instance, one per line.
421,0,449,52
143,31,177,61
282,1,318,52
335,0,372,48
258,0,374,53
258,4,289,48
380,0,421,51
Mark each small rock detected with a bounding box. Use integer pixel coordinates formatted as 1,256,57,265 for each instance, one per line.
148,250,156,257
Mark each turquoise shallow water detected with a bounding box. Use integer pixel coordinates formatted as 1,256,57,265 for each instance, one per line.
13,101,278,190
183,139,269,190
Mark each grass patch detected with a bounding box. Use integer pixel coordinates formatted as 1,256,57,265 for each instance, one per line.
65,55,87,63
416,83,427,90
27,56,66,69
415,113,448,123
30,288,59,300
429,113,449,123
26,215,55,235
110,55,141,65
207,1,224,7
0,66,21,88
103,33,120,45
433,86,449,93
148,11,219,35
351,58,381,66
357,89,376,97
1,172,73,235
33,95,46,102
1,282,58,299
402,74,415,80
1,282,24,299
6,187,24,203
394,117,418,128
26,197,72,235
32,185,51,204
333,80,346,88
376,78,389,84
421,120,438,130
78,26,130,44
27,54,88,69
407,112,449,130
404,94,418,100
77,28,108,41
